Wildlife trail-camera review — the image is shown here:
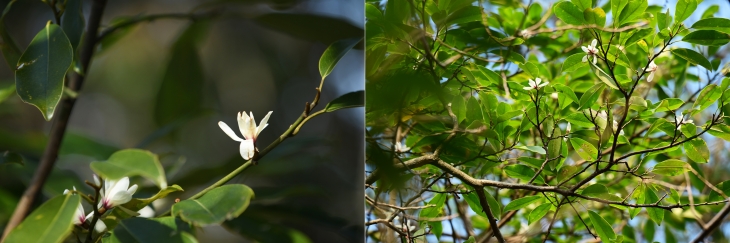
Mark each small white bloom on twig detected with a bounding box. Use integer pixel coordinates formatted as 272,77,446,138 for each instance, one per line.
645,61,658,82
550,92,559,100
523,78,548,91
99,177,137,210
395,141,410,153
218,111,273,160
137,206,155,218
677,116,693,130
581,39,599,65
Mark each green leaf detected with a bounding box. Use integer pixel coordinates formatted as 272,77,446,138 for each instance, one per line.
451,95,466,123
581,184,609,196
680,123,697,137
464,189,501,220
691,18,730,34
554,1,585,25
611,0,628,24
90,149,168,189
445,6,482,25
625,28,653,47
0,0,21,68
4,194,80,243
570,137,598,161
695,84,722,111
420,193,447,218
591,62,619,90
528,203,552,225
654,98,684,112
519,62,540,78
675,0,697,23
645,188,664,225
323,90,364,112
122,185,184,211
61,0,85,51
554,83,579,104
571,0,592,11
684,138,710,163
172,184,254,226
617,0,647,25
682,30,730,46
102,217,189,243
563,113,594,127
505,164,543,184
588,210,617,241
708,180,730,201
579,83,606,109
584,8,606,27
15,22,73,121
652,159,689,176
154,21,209,126
514,145,546,155
671,48,713,71
562,53,589,73
0,83,15,104
0,150,23,166
503,195,542,212
319,37,361,79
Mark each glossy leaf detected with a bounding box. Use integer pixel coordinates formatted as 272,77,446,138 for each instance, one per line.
420,193,446,218
671,48,713,70
682,30,730,46
505,164,543,184
561,53,588,73
584,8,606,27
684,138,710,163
171,184,254,226
323,90,364,112
154,21,209,126
61,0,85,51
588,210,616,241
122,185,183,211
579,83,605,109
90,149,168,189
581,184,609,196
528,203,551,225
319,37,361,79
503,195,542,212
15,22,73,121
570,137,598,161
102,217,189,243
617,0,646,25
675,0,697,23
645,188,664,225
0,150,23,166
554,1,585,25
0,0,21,68
4,194,80,243
695,84,722,111
691,17,730,34
652,159,688,176
708,180,730,201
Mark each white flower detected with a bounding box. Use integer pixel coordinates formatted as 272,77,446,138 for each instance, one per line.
63,187,86,226
581,39,599,65
550,92,559,100
137,206,155,218
565,123,571,141
84,212,107,232
645,61,658,82
677,116,694,130
218,111,273,160
395,141,410,153
99,177,138,210
595,110,625,136
523,78,548,90
520,29,534,39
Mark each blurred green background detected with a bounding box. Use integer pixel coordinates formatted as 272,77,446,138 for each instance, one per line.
0,0,363,242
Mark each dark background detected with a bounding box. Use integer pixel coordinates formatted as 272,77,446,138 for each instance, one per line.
0,0,363,242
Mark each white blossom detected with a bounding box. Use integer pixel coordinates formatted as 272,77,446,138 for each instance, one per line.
581,39,599,65
677,116,694,130
137,206,155,218
550,92,559,100
395,141,410,153
219,111,273,160
645,61,658,82
565,123,571,141
99,177,138,210
523,78,548,91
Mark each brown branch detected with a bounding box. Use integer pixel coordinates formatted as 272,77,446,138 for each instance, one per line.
475,187,505,243
1,0,109,240
691,202,730,243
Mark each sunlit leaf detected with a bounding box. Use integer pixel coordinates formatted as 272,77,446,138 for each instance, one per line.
15,22,73,120
171,184,254,226
90,149,168,189
588,210,616,241
319,37,361,79
4,194,80,243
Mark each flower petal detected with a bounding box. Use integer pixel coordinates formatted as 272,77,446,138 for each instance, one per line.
109,190,133,207
592,56,597,65
647,72,654,82
523,86,533,90
137,206,155,218
240,140,255,160
582,55,588,62
581,46,589,53
218,121,243,142
238,112,253,140
591,39,597,47
256,111,273,137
